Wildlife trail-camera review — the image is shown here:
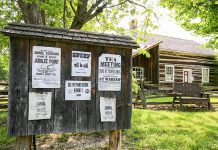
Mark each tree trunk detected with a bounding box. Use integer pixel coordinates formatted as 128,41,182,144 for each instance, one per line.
17,0,45,25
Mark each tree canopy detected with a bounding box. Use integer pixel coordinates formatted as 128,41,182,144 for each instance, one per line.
0,0,158,80
159,0,218,49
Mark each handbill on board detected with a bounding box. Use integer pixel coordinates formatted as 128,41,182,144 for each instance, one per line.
72,51,91,76
98,54,121,91
32,46,61,88
100,97,116,122
28,92,52,120
65,81,91,100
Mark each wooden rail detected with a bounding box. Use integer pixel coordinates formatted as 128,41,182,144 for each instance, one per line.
0,82,8,109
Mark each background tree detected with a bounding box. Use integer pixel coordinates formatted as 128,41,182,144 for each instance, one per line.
0,0,158,80
159,0,218,49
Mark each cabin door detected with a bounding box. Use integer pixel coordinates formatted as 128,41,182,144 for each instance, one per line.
183,69,192,83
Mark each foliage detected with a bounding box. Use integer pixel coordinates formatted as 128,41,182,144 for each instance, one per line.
0,54,9,80
137,47,151,58
132,71,140,94
0,0,159,80
123,109,218,149
159,0,218,49
0,109,15,149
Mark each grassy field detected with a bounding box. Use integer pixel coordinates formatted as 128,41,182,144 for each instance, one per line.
123,109,218,149
0,109,15,149
1,100,218,149
146,97,218,102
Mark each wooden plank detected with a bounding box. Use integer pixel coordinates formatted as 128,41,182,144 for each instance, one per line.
159,50,214,58
109,130,121,150
123,49,132,129
87,45,97,132
53,42,77,133
159,54,215,63
0,98,8,102
76,45,90,133
147,102,175,105
0,104,8,109
96,47,117,131
0,82,9,85
115,48,124,130
27,39,56,135
8,38,29,136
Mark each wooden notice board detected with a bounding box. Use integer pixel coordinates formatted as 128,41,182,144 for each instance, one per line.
2,23,139,136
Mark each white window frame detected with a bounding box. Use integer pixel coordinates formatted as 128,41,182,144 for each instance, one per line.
133,67,144,80
165,65,174,82
202,67,209,83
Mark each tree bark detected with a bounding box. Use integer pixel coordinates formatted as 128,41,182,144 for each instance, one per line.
17,0,45,25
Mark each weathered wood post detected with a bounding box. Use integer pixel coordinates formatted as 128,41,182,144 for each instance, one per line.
2,23,138,149
109,130,121,150
15,136,32,150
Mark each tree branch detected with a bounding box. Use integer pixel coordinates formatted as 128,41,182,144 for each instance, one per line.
87,0,104,15
68,0,77,16
106,0,128,8
86,3,108,22
63,0,66,28
127,0,158,23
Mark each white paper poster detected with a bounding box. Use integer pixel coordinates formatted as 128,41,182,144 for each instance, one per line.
32,46,61,88
72,51,91,76
65,81,91,100
28,92,52,120
98,54,121,91
100,97,116,122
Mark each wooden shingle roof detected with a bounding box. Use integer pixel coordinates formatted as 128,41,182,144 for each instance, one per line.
145,35,215,56
1,23,139,49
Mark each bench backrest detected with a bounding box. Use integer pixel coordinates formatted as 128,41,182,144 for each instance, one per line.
173,83,203,97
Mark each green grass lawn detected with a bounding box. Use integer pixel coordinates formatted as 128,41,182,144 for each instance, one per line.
0,109,15,149
146,97,218,102
123,109,218,149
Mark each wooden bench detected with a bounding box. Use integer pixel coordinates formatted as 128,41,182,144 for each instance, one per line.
169,83,211,110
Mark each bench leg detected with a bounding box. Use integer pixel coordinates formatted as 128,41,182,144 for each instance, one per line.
172,99,175,108
180,100,183,111
143,102,147,109
208,101,211,110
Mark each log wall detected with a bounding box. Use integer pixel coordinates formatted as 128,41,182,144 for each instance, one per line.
159,50,217,86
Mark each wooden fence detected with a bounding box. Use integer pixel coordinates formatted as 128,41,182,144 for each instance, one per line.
0,82,8,109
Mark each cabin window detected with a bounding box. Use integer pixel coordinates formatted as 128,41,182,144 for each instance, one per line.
133,67,144,79
202,68,209,83
165,65,174,82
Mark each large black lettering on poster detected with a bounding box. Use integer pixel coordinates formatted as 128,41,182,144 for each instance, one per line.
32,46,61,88
72,51,91,76
98,54,121,91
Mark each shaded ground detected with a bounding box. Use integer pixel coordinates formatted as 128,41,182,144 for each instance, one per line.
37,132,109,150
135,103,218,111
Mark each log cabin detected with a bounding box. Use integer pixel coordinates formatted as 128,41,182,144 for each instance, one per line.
132,35,218,90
